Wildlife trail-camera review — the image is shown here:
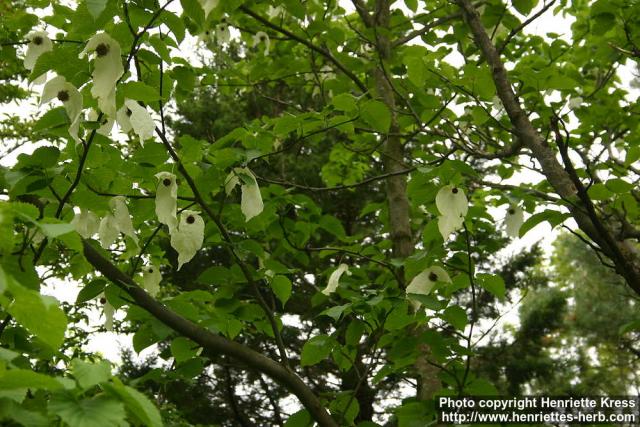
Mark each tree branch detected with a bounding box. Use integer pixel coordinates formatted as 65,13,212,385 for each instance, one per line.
82,240,337,427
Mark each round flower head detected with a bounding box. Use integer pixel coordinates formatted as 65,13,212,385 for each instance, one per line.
24,31,53,71
252,31,270,56
41,75,83,144
154,171,178,230
80,33,124,117
116,99,155,145
504,205,524,238
170,210,205,270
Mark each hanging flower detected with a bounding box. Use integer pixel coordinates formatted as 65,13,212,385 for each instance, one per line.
504,205,524,238
322,264,350,295
437,214,464,240
71,209,99,238
116,99,155,145
154,171,178,230
435,185,468,218
225,167,264,221
267,5,283,18
199,0,219,17
98,214,119,248
110,196,137,244
568,96,583,109
80,33,123,117
41,75,83,144
216,18,231,46
142,265,162,297
99,293,114,331
88,109,114,136
98,196,138,248
24,31,53,83
252,31,270,56
170,210,205,270
406,266,451,307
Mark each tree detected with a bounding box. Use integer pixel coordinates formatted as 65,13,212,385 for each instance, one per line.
0,0,639,425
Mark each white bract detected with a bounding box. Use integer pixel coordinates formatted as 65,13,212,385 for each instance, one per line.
111,196,138,244
71,209,99,238
199,0,218,16
252,31,270,56
98,214,119,248
568,96,583,109
505,205,524,238
41,75,83,144
438,214,464,240
322,264,351,295
98,196,138,248
24,31,53,83
81,33,123,117
142,265,162,297
170,210,205,270
406,266,451,308
225,168,264,221
100,294,115,331
116,99,155,145
88,109,114,136
216,21,231,46
155,171,178,230
436,185,468,218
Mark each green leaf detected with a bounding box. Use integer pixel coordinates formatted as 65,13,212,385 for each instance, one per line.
49,392,126,427
329,392,360,425
284,409,312,427
300,335,334,366
512,0,536,15
85,0,108,19
37,221,74,238
319,215,346,239
606,178,633,194
0,369,63,390
476,273,506,299
103,379,162,427
7,279,67,350
519,210,570,237
270,275,292,306
319,304,350,321
76,279,106,305
441,305,468,330
360,100,391,133
180,0,205,28
71,359,111,390
121,82,160,102
33,107,69,134
273,115,300,136
332,93,357,112
171,337,200,363
404,55,426,87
